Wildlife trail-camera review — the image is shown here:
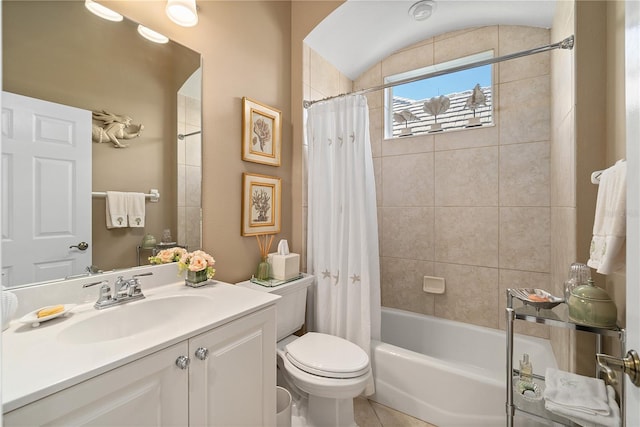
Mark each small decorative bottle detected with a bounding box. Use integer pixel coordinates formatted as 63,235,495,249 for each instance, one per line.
519,353,533,384
255,257,270,281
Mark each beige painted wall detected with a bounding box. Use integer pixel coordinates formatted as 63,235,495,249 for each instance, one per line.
104,1,294,283
3,1,199,271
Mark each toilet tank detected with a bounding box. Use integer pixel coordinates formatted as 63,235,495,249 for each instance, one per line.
236,274,314,341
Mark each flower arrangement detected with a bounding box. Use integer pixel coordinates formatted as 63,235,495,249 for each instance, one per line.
148,247,187,265
178,250,216,279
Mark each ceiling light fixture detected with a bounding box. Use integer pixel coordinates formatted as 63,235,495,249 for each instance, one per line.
84,0,123,22
409,0,436,21
137,25,170,44
166,0,198,27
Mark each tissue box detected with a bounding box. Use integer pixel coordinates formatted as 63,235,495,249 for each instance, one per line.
267,253,300,280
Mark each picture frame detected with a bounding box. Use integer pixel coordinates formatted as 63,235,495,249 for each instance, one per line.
242,97,281,166
241,173,281,236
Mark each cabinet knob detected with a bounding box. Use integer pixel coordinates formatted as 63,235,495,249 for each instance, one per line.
175,355,190,370
195,347,209,360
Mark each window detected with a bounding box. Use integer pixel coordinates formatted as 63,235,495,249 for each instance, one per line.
385,51,494,139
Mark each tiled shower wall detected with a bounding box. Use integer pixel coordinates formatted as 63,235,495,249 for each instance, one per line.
304,26,554,337
177,94,202,251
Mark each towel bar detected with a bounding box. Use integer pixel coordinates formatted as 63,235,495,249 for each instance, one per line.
92,189,160,202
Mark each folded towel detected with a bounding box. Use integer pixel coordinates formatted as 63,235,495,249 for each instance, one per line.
587,159,626,275
106,191,127,229
543,368,609,416
546,385,621,427
127,192,146,227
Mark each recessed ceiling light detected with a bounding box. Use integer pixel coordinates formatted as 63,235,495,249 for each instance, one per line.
137,25,169,44
409,0,436,21
84,0,123,22
166,0,198,27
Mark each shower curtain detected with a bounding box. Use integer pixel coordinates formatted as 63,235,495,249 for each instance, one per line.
306,94,381,394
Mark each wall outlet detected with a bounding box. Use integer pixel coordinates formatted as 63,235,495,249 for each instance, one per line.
423,275,445,294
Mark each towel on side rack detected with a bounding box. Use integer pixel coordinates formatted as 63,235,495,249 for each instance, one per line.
545,382,620,427
543,368,609,416
106,191,127,229
127,192,146,227
587,159,626,275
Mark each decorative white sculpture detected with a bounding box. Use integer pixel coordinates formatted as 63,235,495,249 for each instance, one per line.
464,84,487,127
92,110,144,148
423,95,450,132
393,110,419,136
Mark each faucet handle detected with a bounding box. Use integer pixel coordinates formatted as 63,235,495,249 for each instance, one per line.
128,278,143,297
87,281,113,309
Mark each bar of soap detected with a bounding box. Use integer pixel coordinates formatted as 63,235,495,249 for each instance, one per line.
37,305,64,318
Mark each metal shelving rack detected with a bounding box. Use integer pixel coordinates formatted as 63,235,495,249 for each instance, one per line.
506,289,625,427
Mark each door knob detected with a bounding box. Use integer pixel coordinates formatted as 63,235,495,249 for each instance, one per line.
597,349,640,386
70,242,89,251
175,355,190,370
195,347,209,360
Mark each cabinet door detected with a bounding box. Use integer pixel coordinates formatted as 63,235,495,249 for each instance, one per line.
4,342,189,426
189,306,276,427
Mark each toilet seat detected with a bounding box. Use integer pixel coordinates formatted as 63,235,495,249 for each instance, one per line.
285,332,370,379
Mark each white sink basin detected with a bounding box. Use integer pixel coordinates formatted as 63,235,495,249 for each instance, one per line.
58,294,213,344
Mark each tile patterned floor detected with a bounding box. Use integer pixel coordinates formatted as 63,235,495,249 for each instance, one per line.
354,397,438,427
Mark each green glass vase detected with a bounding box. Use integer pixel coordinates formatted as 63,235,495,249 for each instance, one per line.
185,269,208,288
255,257,270,281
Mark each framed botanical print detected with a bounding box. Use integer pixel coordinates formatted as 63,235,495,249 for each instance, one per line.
241,173,281,236
241,97,281,166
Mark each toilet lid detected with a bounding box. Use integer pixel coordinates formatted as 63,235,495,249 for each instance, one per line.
285,332,370,379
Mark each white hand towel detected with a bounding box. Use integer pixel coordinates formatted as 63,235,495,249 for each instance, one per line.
543,368,610,416
546,385,621,427
587,159,626,275
106,191,127,229
127,192,146,227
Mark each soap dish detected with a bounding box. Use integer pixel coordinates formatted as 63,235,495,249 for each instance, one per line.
19,304,76,328
511,288,564,310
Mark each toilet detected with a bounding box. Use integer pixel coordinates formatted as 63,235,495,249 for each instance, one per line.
237,274,370,427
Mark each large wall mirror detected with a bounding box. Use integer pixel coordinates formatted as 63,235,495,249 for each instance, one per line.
2,1,202,288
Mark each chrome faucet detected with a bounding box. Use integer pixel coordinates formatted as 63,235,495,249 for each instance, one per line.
84,272,152,310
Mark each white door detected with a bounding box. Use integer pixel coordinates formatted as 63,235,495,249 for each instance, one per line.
625,1,640,424
1,92,92,287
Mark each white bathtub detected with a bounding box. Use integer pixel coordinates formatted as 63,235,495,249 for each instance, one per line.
370,307,557,427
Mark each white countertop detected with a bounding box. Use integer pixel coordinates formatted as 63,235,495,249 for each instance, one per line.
2,279,279,413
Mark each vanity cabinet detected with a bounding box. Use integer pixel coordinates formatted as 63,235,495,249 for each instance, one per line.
189,306,276,426
4,306,276,427
4,342,189,426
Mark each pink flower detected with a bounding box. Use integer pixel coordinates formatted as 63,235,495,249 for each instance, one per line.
188,255,208,272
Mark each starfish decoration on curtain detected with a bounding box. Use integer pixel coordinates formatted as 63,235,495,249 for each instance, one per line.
338,135,344,146
327,137,333,145
350,274,361,284
321,269,331,279
333,272,340,285
350,132,355,143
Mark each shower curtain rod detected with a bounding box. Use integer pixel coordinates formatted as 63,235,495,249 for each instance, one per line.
303,35,574,109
